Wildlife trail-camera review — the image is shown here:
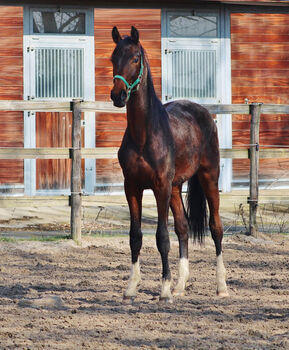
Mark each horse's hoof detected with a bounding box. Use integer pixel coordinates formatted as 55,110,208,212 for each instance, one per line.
217,290,230,298
123,295,135,304
159,296,173,304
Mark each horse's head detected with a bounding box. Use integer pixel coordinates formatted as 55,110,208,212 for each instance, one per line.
110,26,144,107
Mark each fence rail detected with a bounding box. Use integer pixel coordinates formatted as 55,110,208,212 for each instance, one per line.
0,99,288,241
0,147,289,160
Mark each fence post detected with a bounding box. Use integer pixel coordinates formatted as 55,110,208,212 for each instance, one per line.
70,99,83,243
248,103,262,237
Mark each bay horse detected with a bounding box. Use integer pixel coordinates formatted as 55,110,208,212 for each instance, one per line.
110,26,229,302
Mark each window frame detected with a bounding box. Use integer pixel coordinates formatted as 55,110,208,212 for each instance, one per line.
167,10,220,39
165,9,221,39
28,7,94,37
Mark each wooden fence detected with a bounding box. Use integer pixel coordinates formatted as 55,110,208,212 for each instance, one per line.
0,100,289,242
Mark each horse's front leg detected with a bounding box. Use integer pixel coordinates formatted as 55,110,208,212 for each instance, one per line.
154,183,173,303
123,180,143,302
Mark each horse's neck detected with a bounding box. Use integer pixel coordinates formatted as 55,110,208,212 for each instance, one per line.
126,68,158,151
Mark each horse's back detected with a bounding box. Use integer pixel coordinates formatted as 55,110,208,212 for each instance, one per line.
164,100,219,184
165,100,216,137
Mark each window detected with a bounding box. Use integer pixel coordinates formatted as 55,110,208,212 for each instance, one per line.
168,14,218,38
32,10,86,34
35,48,84,98
171,49,216,99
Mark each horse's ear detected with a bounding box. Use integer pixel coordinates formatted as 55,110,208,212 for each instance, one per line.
112,26,122,44
131,26,139,44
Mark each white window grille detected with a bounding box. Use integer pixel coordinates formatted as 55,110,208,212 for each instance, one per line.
35,47,84,98
171,49,216,99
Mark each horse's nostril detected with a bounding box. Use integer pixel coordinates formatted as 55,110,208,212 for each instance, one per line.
111,89,126,107
120,90,127,102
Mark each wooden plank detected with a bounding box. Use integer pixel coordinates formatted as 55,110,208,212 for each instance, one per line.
95,112,126,122
220,149,248,159
94,9,161,24
0,148,69,159
233,85,289,95
259,149,289,158
0,77,23,87
0,192,289,209
262,104,289,115
233,114,289,122
0,100,71,112
0,147,288,160
82,148,119,159
233,130,289,146
232,52,289,63
0,147,119,160
203,104,250,114
95,131,125,142
80,101,126,113
233,96,289,104
231,33,289,43
220,192,289,205
233,120,289,130
233,158,289,178
0,160,23,183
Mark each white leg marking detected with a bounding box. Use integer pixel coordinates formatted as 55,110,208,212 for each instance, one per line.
216,253,229,297
173,258,189,296
124,259,141,298
160,279,173,302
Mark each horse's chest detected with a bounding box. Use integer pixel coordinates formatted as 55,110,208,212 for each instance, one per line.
123,154,154,180
119,149,155,181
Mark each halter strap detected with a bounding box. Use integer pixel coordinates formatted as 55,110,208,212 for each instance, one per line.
113,56,144,101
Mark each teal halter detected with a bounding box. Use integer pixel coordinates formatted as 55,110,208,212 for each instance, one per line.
113,56,144,101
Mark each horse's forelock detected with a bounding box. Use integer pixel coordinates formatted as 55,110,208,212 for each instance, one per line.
111,37,143,63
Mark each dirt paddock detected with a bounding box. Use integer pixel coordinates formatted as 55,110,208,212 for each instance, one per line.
0,232,288,350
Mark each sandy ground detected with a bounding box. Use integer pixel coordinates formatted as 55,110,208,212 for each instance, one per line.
0,232,288,350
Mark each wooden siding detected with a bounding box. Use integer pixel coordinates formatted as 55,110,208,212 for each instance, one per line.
0,6,23,186
36,112,85,190
94,8,161,102
94,9,161,184
36,112,72,190
231,13,289,184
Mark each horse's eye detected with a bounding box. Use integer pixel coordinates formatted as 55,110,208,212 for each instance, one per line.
133,57,139,63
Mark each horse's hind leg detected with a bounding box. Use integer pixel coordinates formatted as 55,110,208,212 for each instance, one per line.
170,185,190,296
198,166,229,297
154,184,173,303
123,180,143,301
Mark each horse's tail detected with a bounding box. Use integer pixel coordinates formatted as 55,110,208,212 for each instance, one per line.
186,173,208,243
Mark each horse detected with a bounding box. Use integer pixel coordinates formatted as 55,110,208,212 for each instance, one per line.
110,26,229,303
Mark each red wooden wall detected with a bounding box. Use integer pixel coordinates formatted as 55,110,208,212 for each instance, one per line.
0,7,288,190
93,9,161,184
231,13,289,183
0,7,23,186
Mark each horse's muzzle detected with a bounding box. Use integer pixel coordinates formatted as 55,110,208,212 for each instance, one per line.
110,89,127,108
